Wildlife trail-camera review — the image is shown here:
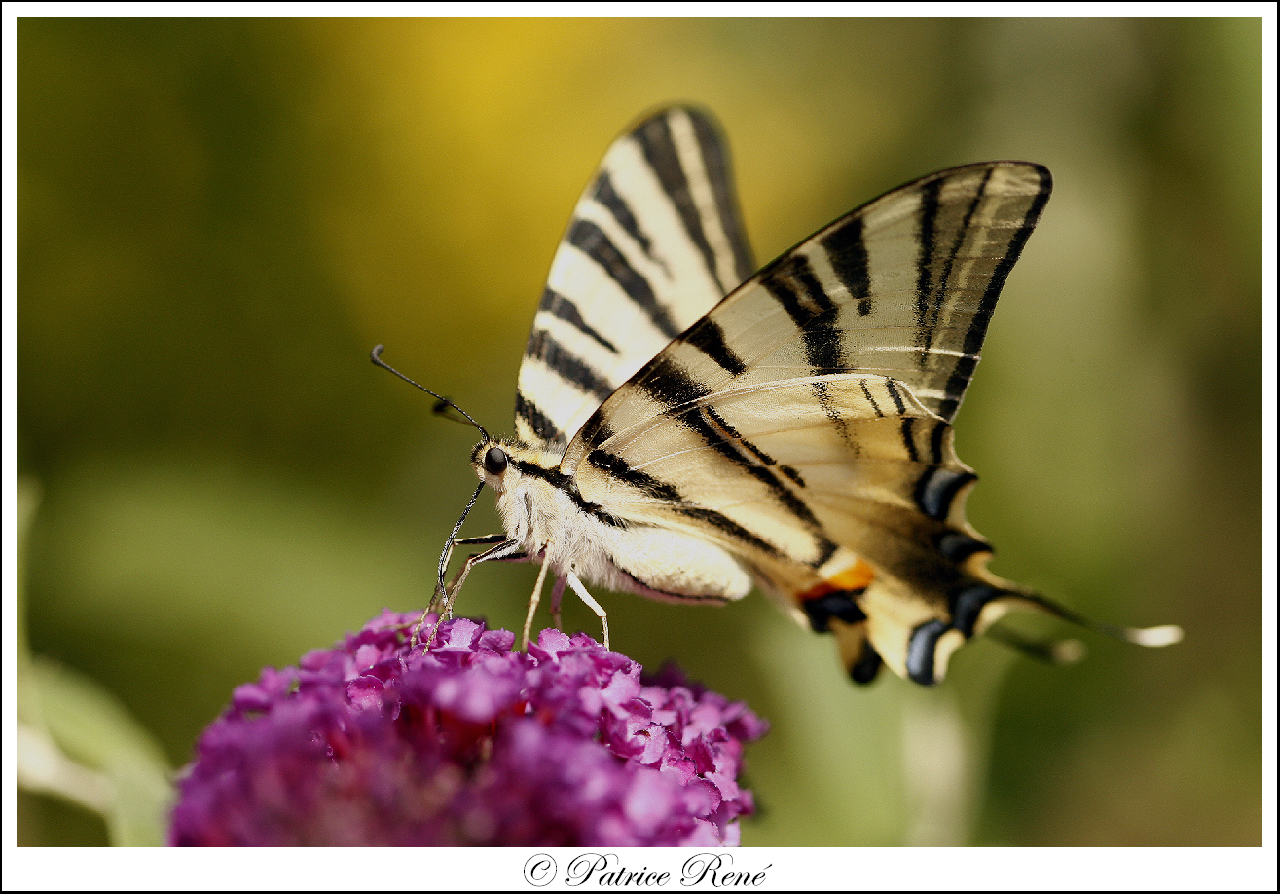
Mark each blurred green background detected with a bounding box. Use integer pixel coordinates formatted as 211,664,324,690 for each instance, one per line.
17,18,1262,846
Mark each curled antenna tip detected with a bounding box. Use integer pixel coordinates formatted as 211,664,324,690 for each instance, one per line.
1127,624,1184,648
369,344,491,442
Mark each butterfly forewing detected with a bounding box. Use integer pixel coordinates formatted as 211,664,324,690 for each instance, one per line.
564,162,1051,463
515,107,754,451
560,160,1052,683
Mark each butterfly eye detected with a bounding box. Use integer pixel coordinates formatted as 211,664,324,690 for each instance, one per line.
484,446,508,476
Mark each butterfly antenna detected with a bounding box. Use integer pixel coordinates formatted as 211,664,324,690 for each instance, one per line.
370,345,490,442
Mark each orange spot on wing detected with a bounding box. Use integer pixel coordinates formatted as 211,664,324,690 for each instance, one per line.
798,559,876,603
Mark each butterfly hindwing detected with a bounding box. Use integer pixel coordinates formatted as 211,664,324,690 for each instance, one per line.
514,107,754,451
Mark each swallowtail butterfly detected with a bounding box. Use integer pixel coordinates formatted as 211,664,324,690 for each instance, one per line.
389,106,1181,686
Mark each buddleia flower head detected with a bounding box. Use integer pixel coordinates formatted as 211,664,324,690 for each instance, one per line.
169,610,767,846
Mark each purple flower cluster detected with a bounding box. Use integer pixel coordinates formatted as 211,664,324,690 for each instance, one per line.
169,611,767,846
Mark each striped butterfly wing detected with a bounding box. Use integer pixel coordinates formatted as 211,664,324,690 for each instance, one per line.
514,107,754,450
561,162,1054,684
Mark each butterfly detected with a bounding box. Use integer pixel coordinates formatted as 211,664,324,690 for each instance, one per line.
382,105,1181,685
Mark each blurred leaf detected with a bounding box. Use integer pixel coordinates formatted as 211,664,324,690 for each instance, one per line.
17,478,172,846
20,659,173,847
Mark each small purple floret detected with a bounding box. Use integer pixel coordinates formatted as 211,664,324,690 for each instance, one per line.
169,611,767,846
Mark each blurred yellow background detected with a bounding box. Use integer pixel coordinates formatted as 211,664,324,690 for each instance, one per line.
17,17,1262,846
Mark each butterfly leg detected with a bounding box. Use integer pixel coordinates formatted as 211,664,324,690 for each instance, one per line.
565,571,608,650
549,576,567,633
415,537,526,650
429,533,509,615
430,481,488,612
521,558,552,651
444,537,526,609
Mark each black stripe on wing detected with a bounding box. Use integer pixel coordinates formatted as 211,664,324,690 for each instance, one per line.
524,329,615,402
883,379,919,464
821,216,872,317
888,407,978,523
538,287,620,354
566,218,682,340
858,379,885,417
761,252,855,444
912,176,943,354
509,457,627,528
681,318,747,377
763,253,849,374
913,168,991,361
635,113,735,297
693,402,826,537
630,356,834,561
934,166,1052,423
591,171,658,269
585,448,785,560
686,110,755,287
514,392,566,447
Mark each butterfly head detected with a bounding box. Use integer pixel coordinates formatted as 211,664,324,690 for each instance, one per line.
469,438,563,496
471,440,514,493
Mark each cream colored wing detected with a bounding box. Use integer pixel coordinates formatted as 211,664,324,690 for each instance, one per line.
514,106,753,450
563,162,1053,684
